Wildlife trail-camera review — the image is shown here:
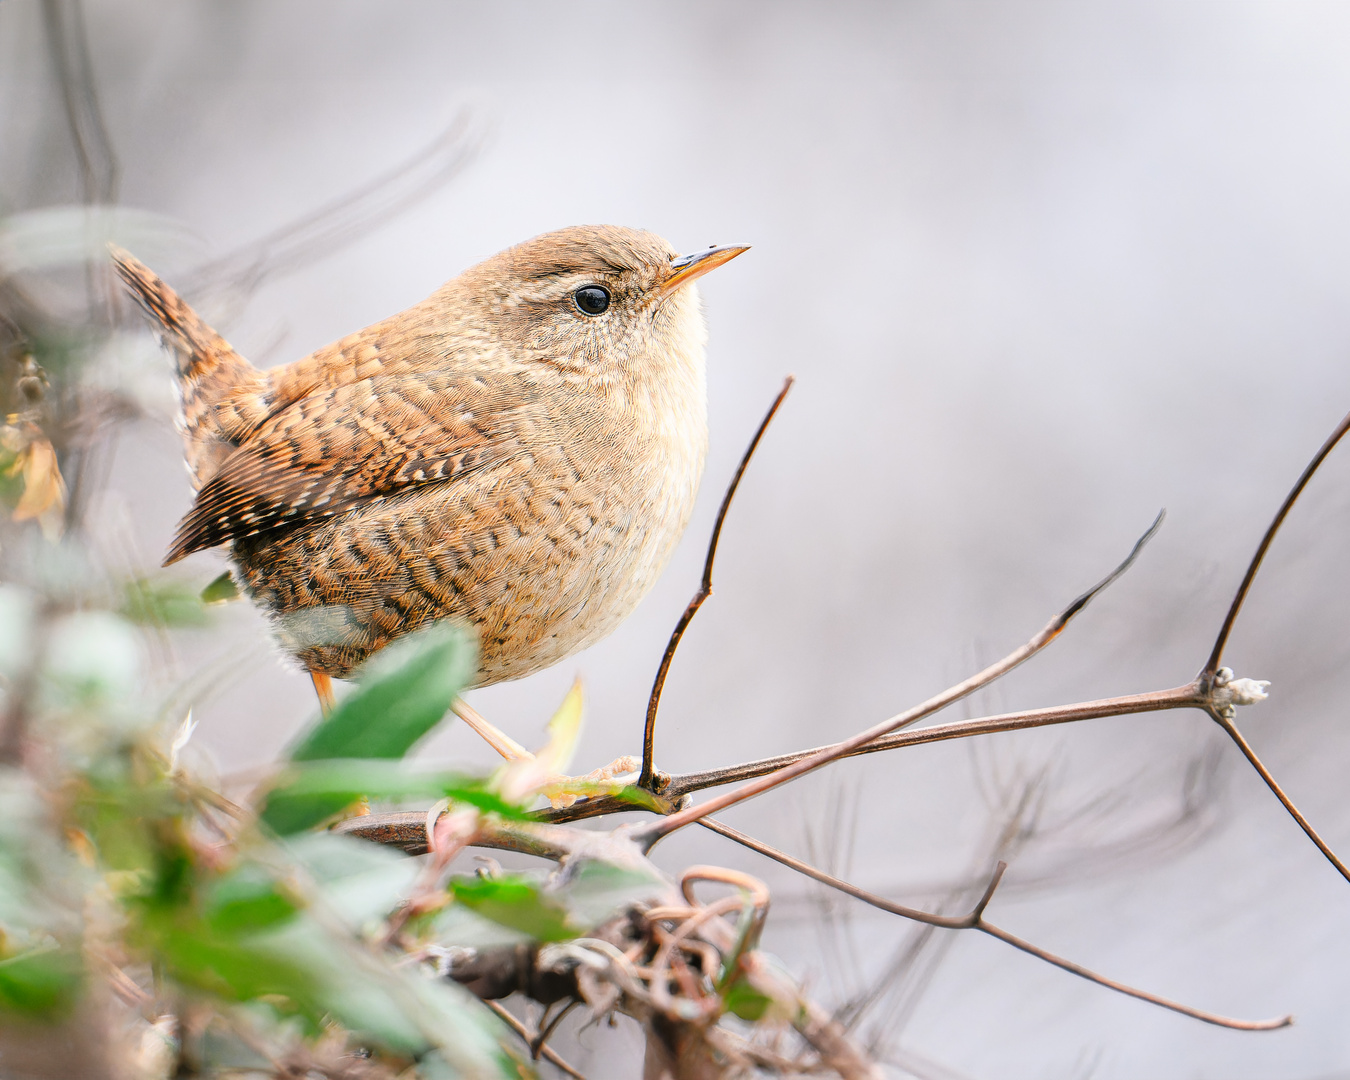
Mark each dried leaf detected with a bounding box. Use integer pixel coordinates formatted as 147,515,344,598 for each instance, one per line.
495,679,584,804
11,438,66,541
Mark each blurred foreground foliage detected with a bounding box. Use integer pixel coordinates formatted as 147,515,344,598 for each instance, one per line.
0,540,684,1077
0,197,853,1079
0,288,675,1075
0,565,535,1076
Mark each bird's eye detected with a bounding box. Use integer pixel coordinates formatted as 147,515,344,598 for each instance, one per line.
574,285,610,316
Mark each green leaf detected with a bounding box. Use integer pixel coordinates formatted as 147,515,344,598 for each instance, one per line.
451,873,573,942
552,858,666,928
288,623,476,763
258,759,526,836
200,571,241,605
284,833,421,928
203,865,300,934
722,979,774,1022
119,576,211,628
0,945,82,1017
151,911,514,1070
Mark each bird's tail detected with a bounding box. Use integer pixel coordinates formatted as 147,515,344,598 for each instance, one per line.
110,246,264,490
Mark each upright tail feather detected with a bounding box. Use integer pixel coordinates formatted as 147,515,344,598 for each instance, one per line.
110,245,266,491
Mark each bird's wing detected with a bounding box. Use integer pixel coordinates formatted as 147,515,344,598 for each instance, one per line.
163,370,538,564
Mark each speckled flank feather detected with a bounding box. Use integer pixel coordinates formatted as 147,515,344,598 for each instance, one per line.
114,225,721,686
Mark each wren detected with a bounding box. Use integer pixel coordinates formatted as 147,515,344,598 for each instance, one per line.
113,226,747,693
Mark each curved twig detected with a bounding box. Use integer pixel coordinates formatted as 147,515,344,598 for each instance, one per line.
1205,409,1350,676
638,377,794,789
701,818,1291,1031
637,514,1165,845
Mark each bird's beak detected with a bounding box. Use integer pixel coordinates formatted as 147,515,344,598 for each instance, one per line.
659,244,750,298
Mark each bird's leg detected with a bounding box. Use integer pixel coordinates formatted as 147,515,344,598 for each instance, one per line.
310,670,336,717
451,698,532,761
450,698,638,809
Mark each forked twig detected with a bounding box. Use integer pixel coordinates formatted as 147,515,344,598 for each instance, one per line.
638,376,795,789
701,818,1291,1031
1193,408,1350,882
531,999,580,1061
637,513,1165,844
1205,408,1350,675
483,999,586,1079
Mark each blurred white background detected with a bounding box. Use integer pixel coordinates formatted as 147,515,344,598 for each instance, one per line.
6,3,1350,1076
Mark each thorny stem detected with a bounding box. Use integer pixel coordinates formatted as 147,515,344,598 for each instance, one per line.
638,377,794,790
700,818,1291,1031
1205,408,1350,676
636,513,1165,845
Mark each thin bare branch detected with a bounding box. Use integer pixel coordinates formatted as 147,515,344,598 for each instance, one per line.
663,684,1203,800
483,1000,586,1079
974,921,1290,1031
382,683,1204,829
1206,408,1350,675
532,999,580,1061
638,377,795,789
637,514,1166,845
701,818,1291,1032
42,0,120,204
181,111,483,298
1210,709,1350,883
699,817,997,930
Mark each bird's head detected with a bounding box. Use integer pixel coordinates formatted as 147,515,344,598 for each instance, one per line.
459,224,748,379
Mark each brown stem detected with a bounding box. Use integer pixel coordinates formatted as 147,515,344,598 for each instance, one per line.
701,818,1290,1031
638,377,794,789
699,817,1002,930
976,921,1290,1031
483,1000,586,1079
638,514,1165,845
1210,709,1350,884
532,999,580,1061
664,684,1202,799
336,685,1205,834
1206,409,1350,675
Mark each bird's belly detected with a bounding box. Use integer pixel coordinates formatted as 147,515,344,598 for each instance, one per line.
233,453,697,684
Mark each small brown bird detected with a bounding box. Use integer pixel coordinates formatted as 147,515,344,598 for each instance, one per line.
113,226,746,704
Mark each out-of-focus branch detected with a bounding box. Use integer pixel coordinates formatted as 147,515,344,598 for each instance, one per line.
180,111,483,300
700,818,1291,1032
638,377,794,789
483,1001,586,1079
636,513,1165,845
41,0,120,204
